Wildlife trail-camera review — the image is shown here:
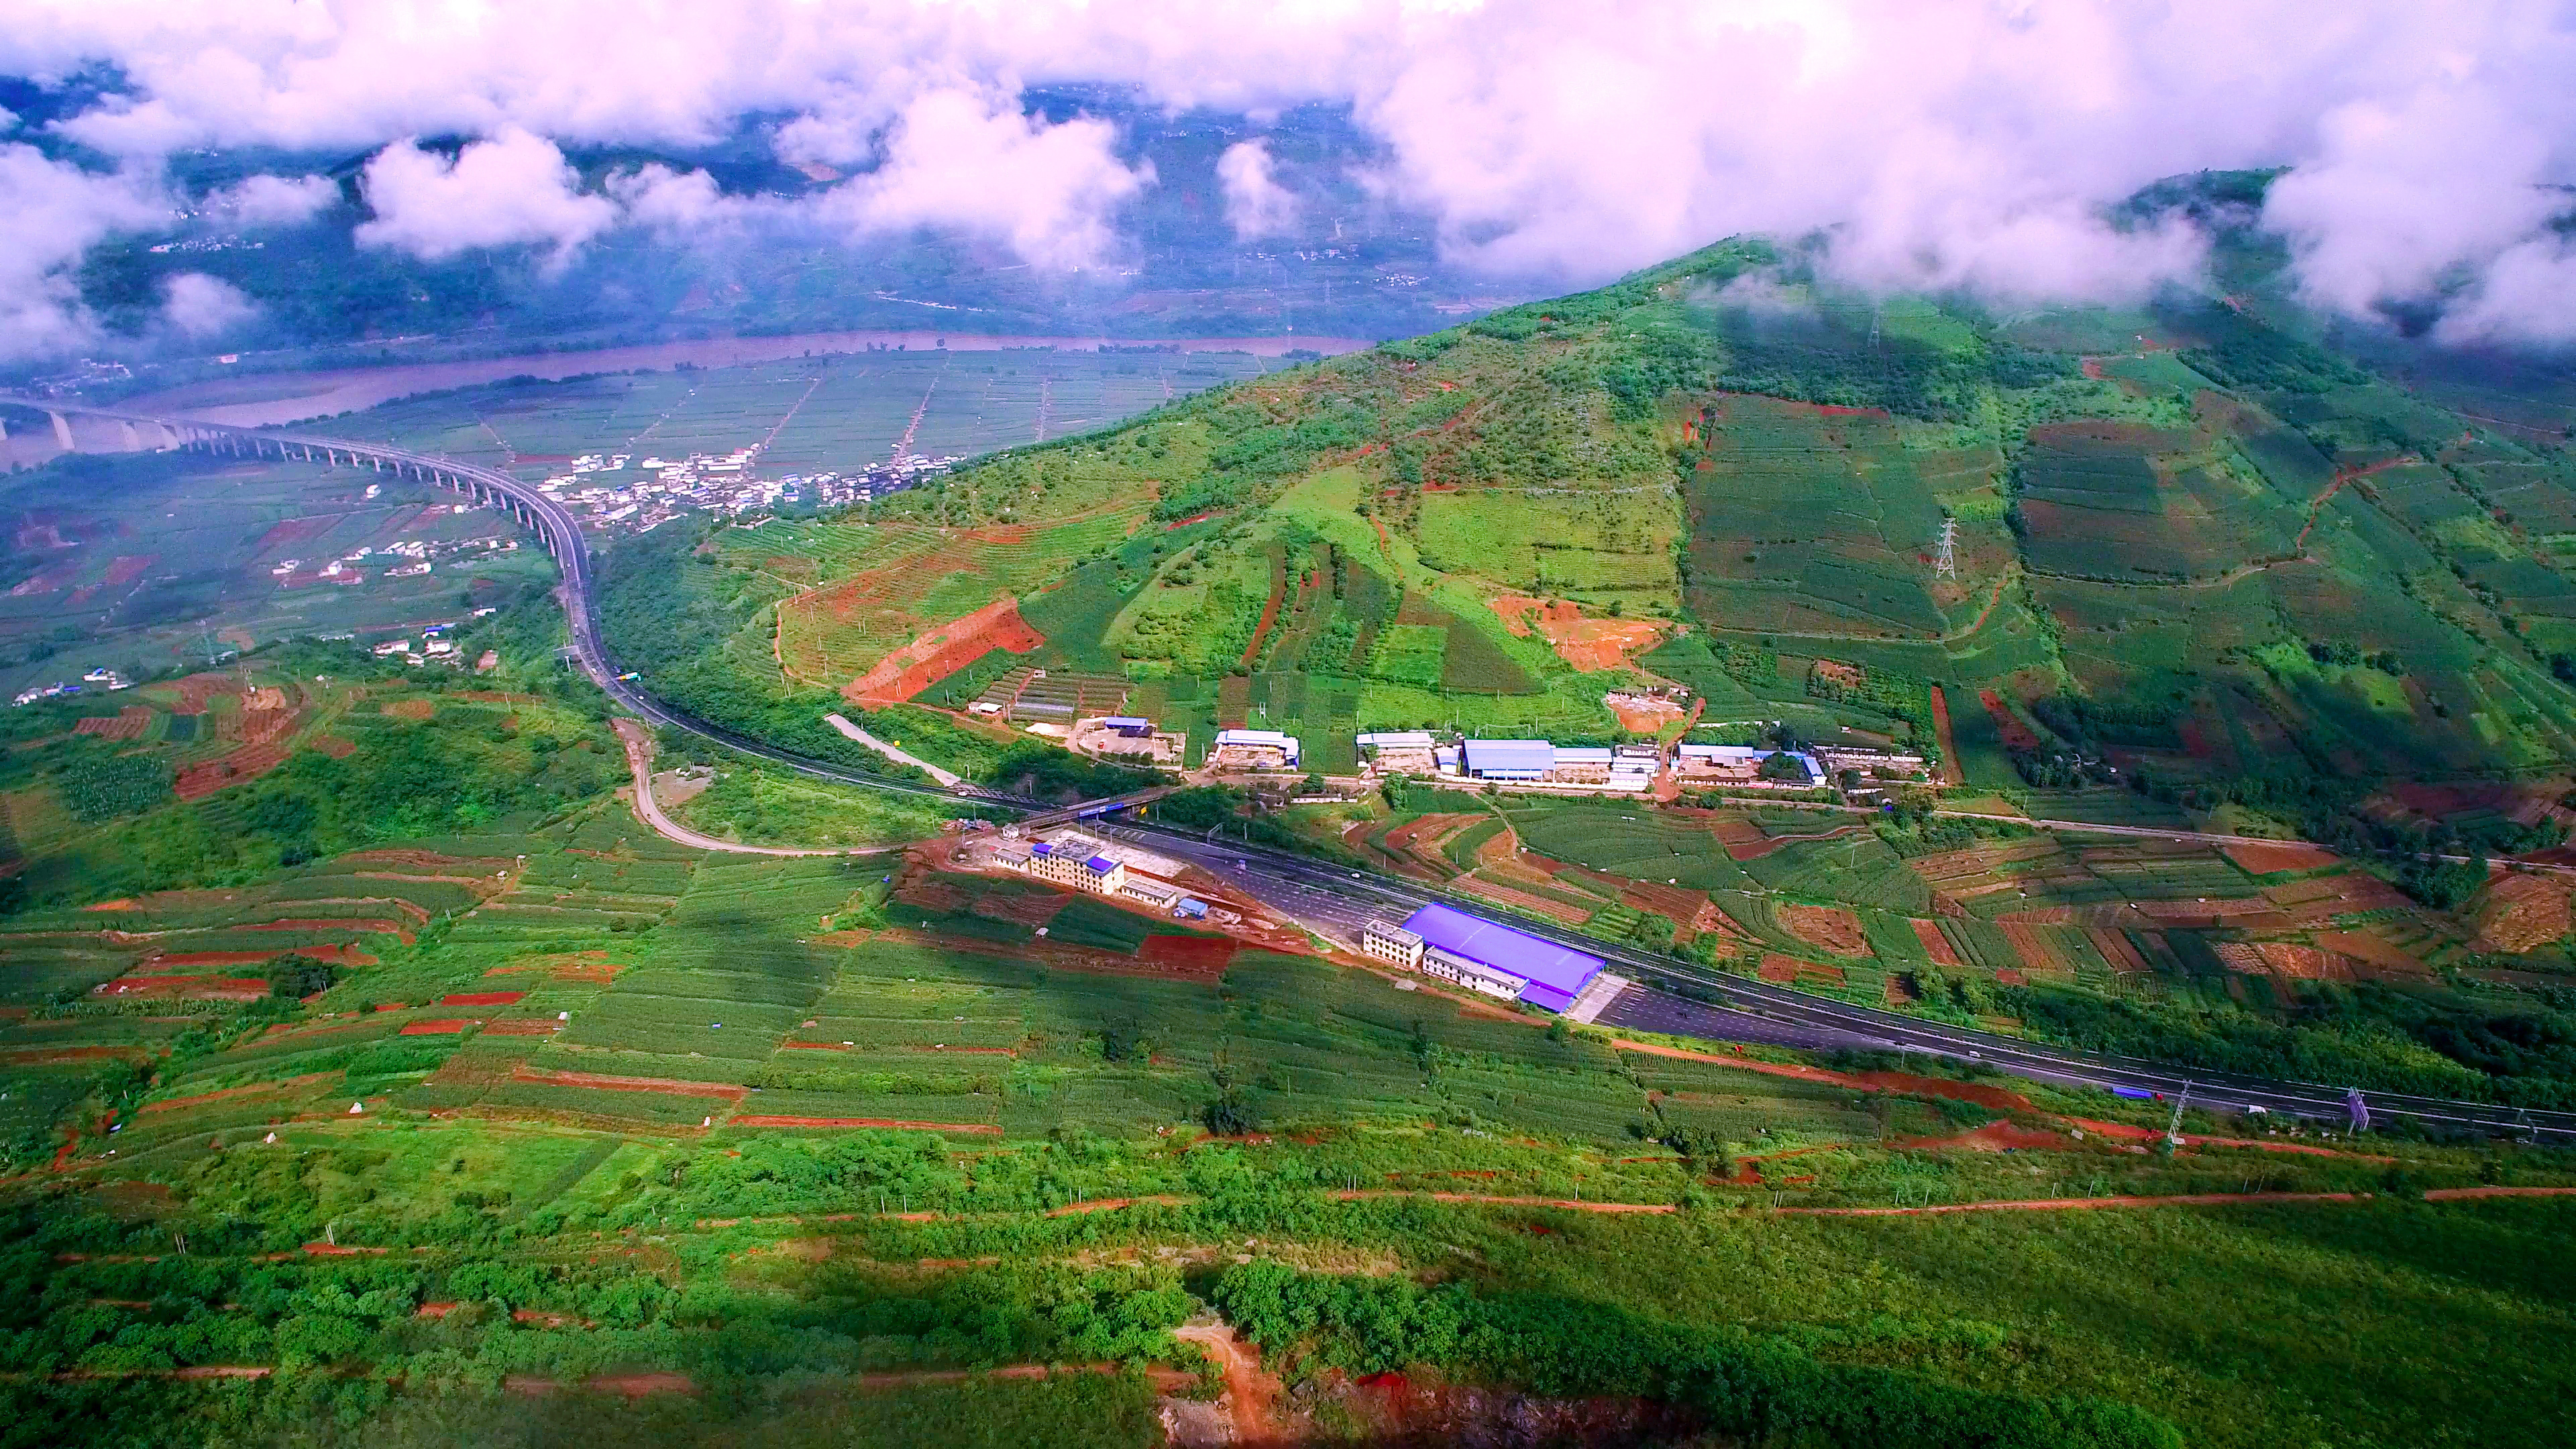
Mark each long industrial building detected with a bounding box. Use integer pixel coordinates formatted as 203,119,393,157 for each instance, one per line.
1362,903,1604,1012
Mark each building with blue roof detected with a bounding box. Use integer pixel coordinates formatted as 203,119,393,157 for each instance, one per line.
1397,902,1603,1012
1462,739,1555,779
1024,832,1127,894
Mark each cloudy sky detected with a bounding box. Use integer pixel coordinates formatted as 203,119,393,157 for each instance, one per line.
3,0,2574,360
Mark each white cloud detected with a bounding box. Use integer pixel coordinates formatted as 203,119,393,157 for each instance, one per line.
1216,140,1297,240
7,1,2576,339
158,272,258,337
815,87,1152,271
355,128,616,264
2434,237,2576,347
0,144,167,361
209,172,337,227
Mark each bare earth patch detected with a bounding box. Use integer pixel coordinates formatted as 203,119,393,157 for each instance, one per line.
1487,594,1666,671
1778,904,1871,957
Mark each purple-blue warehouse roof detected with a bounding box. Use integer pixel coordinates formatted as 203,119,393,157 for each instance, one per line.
1400,902,1601,1012
1085,855,1118,872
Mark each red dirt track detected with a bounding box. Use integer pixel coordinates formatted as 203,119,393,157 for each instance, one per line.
842,596,1043,704
440,990,526,1008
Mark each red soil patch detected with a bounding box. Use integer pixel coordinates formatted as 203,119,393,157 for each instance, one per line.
1239,560,1289,669
511,1067,742,1099
1978,690,2040,749
842,595,1044,705
73,707,156,741
305,735,357,759
440,990,526,1008
1488,595,1664,671
2222,841,2342,875
1778,904,1870,957
2314,929,2432,977
729,1116,1002,1134
1607,696,1685,732
1140,934,1237,971
1926,686,1967,786
169,673,246,714
1754,953,1839,986
382,699,435,721
398,1019,482,1035
252,517,338,551
174,739,295,802
101,555,156,586
478,1020,561,1037
1910,918,1964,967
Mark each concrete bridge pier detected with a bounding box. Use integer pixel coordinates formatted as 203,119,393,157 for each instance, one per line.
48,412,72,451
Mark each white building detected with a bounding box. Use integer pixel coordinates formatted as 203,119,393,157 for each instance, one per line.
1212,728,1300,769
1025,834,1128,894
1356,731,1440,776
1361,920,1426,969
1674,743,1827,788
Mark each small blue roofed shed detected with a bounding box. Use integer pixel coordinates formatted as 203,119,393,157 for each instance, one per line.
1399,902,1603,1012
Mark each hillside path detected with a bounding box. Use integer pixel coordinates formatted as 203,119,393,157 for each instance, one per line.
612,719,900,857
825,713,964,786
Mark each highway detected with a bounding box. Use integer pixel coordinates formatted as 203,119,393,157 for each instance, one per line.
23,394,2573,1142
1111,823,2576,1140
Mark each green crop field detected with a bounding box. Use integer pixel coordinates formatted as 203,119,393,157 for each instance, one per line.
1500,797,1758,892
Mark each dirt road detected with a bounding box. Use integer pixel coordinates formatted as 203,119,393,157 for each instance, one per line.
612,719,901,857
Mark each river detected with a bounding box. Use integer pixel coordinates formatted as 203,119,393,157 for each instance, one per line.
117,329,1380,429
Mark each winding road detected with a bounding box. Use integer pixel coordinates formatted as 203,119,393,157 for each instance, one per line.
19,393,2573,1141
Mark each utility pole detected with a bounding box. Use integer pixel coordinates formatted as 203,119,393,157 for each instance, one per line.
1933,517,1959,580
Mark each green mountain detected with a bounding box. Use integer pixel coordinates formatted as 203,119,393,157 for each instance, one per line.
616,232,2576,808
